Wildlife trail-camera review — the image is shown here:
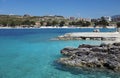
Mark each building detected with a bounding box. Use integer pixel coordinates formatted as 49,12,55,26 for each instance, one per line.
23,14,31,17
35,21,41,26
77,17,91,22
103,16,111,22
84,18,91,22
70,17,75,20
42,15,64,20
111,15,120,22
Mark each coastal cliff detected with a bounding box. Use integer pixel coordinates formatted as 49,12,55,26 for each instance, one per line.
57,43,120,71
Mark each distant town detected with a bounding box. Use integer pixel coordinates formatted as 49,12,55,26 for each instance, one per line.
0,14,120,28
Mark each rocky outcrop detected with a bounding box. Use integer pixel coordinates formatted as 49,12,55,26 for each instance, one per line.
57,32,120,41
57,43,120,71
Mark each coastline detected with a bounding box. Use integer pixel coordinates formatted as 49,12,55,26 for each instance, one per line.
57,42,120,72
0,26,116,29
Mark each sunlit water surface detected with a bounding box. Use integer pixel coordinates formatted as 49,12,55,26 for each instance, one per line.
0,28,119,78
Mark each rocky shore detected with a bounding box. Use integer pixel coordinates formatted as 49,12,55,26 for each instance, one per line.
57,32,120,41
57,43,120,71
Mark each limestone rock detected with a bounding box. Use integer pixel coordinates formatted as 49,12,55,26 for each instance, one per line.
57,42,120,71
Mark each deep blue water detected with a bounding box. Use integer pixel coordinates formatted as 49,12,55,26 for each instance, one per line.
0,28,120,78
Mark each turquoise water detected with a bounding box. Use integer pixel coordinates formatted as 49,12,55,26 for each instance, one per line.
0,28,120,78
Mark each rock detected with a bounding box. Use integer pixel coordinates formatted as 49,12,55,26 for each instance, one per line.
113,42,120,46
78,44,99,48
57,42,120,71
91,47,103,52
61,47,79,56
56,32,119,41
100,43,108,47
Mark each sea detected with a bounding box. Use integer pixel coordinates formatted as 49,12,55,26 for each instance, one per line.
0,28,120,78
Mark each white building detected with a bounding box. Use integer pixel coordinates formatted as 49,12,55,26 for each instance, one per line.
103,16,112,22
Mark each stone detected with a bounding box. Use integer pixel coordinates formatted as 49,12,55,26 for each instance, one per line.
78,44,99,48
113,42,120,46
57,43,120,71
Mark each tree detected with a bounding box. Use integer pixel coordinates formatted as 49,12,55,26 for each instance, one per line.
1,21,7,26
30,21,35,25
94,17,109,28
52,20,58,26
117,22,120,28
100,17,109,27
82,21,91,26
46,21,52,26
86,21,91,26
69,21,75,25
101,17,105,21
22,20,31,25
14,20,23,26
40,21,44,26
116,22,120,32
76,20,83,26
94,21,99,26
10,21,16,27
59,21,65,27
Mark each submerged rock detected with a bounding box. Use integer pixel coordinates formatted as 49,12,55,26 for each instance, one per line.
57,42,120,71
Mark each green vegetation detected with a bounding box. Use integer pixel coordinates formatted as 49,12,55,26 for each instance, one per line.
0,15,92,27
0,14,118,28
59,21,65,27
0,15,35,27
117,22,120,28
69,20,91,26
94,17,109,28
116,22,120,31
52,20,59,26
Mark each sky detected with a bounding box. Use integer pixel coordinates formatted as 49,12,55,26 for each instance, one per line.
0,0,120,18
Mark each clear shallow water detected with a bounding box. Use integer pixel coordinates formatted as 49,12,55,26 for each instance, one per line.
0,28,120,78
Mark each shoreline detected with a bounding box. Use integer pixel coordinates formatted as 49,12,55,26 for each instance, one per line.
57,42,120,72
0,26,116,29
56,31,120,43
